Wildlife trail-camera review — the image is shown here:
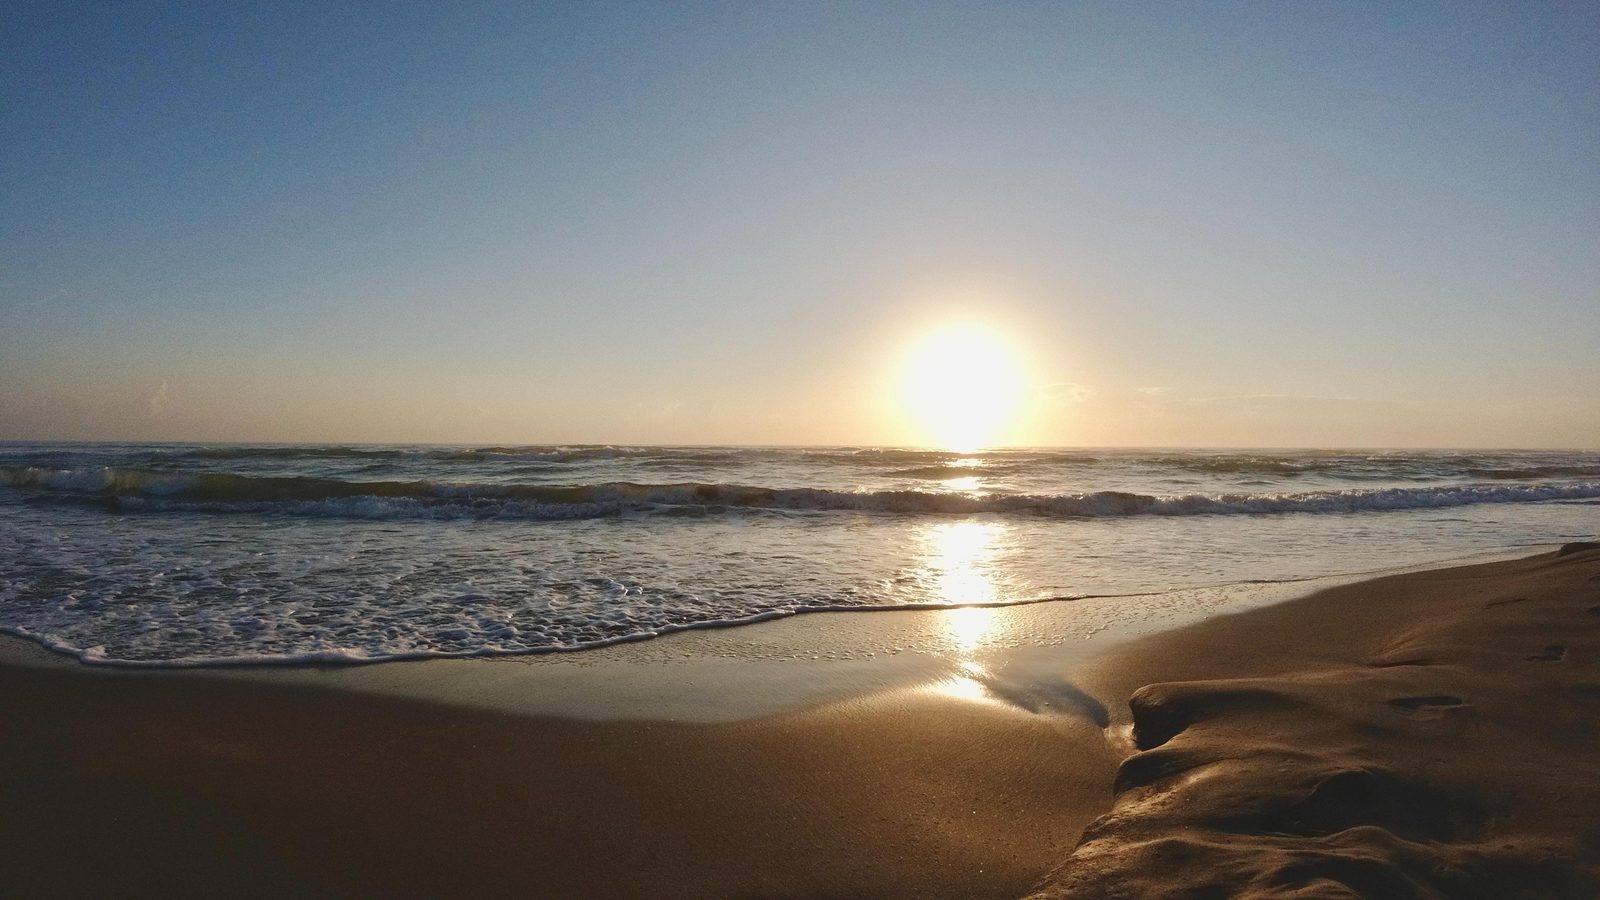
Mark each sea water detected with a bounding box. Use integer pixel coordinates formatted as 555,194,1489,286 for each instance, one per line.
1,443,1594,665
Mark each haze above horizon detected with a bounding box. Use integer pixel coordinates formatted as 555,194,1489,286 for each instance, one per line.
3,2,1596,449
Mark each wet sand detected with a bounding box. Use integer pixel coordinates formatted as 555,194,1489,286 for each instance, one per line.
0,620,1121,898
2,546,1597,897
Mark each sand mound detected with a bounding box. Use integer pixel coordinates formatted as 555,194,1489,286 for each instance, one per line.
1033,547,1600,899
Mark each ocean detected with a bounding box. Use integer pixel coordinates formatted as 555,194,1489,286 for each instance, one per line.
1,443,1595,665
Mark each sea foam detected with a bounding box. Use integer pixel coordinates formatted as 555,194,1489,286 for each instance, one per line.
2,444,1596,665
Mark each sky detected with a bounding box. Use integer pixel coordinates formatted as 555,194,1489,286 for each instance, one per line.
3,1,1597,448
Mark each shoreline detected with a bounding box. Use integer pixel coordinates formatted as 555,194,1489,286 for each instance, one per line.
0,545,1544,723
3,545,1596,896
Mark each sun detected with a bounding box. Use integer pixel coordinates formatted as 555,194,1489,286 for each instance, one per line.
901,324,1025,451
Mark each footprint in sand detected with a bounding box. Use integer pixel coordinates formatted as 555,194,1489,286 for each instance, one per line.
1524,645,1567,662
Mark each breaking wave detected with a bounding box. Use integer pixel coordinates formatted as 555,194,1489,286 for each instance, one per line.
6,466,1598,521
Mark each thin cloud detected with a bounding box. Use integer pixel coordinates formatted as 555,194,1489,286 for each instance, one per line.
146,380,172,419
1039,382,1092,404
1186,393,1393,407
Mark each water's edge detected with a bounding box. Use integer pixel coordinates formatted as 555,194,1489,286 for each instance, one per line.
1,543,1553,671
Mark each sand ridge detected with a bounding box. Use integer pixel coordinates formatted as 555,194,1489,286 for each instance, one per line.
1033,545,1600,899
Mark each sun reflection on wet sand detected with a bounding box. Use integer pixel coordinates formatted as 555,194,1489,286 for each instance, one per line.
921,520,1011,703
931,673,992,702
929,658,998,702
945,605,998,650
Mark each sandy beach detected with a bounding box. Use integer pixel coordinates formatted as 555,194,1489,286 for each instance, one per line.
3,545,1598,898
1040,542,1600,897
9,2,1596,896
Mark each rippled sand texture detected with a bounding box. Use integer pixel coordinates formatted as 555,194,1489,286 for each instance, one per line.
1035,544,1600,899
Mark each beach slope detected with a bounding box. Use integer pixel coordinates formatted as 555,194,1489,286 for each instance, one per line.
1,547,1597,897
1034,544,1600,898
0,644,1114,898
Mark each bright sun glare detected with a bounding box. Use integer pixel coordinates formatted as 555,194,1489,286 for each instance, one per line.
901,324,1025,451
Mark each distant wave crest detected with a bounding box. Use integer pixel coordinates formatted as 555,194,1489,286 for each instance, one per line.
178,445,744,464
6,466,1599,521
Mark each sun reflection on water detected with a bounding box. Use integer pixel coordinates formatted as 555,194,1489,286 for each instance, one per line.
925,519,1005,609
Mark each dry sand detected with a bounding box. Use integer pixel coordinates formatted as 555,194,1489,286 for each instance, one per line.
1,545,1597,897
1035,542,1600,898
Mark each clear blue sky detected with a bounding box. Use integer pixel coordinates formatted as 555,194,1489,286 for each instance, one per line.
3,1,1596,446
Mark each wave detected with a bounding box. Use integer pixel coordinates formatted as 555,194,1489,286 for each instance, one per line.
176,445,747,464
187,446,408,460
6,466,1599,521
836,448,962,463
19,445,1597,483
887,465,984,480
1155,455,1340,476
1465,465,1600,480
169,444,1097,467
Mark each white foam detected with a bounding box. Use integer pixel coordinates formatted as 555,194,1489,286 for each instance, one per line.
2,443,1596,667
